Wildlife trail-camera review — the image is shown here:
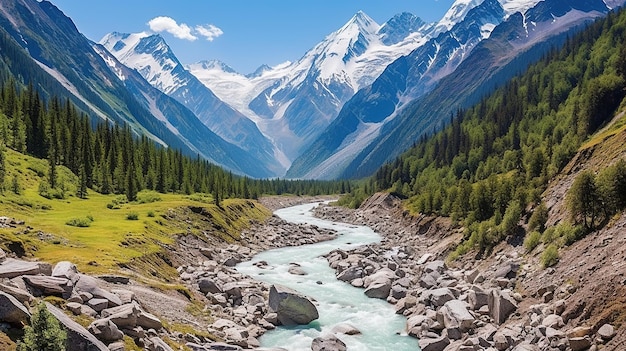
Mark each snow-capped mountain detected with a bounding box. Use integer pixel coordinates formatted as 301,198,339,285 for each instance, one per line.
189,10,433,161
287,0,615,179
99,32,285,175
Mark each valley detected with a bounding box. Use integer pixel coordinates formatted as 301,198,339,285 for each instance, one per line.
1,0,626,350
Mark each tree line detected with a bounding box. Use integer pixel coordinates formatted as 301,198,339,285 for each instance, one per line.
340,8,626,256
0,79,349,202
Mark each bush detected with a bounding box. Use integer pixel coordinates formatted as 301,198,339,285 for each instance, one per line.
137,191,161,204
528,202,548,232
65,217,93,227
126,212,139,220
17,302,66,351
524,231,542,253
147,211,155,217
541,244,559,268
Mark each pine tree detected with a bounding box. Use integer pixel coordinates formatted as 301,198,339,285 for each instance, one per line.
0,143,5,193
17,303,67,351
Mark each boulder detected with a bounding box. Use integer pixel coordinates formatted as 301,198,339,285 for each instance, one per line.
468,286,489,310
364,282,391,299
567,326,592,338
542,314,564,329
101,303,140,328
426,288,455,307
0,258,51,278
336,266,363,282
268,285,318,326
111,289,135,305
88,318,124,342
107,341,126,351
568,336,592,351
598,324,615,340
0,248,6,263
22,275,73,298
87,298,110,313
204,342,244,350
311,335,346,351
0,283,33,304
419,336,450,351
45,303,109,351
423,261,446,274
441,300,475,332
74,274,122,307
488,289,518,325
198,278,222,295
331,323,361,335
137,309,163,330
51,261,79,283
0,290,30,325
287,266,307,275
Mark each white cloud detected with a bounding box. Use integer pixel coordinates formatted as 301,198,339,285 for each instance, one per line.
195,24,224,41
148,16,197,41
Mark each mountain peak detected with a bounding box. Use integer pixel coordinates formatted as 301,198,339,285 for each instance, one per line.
341,10,379,33
435,0,483,33
378,12,429,45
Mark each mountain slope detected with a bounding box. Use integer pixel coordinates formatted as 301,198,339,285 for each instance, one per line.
286,0,507,179
0,0,275,178
190,11,434,162
99,32,284,176
287,0,616,179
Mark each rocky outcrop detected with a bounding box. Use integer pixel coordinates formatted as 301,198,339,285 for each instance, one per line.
268,285,319,326
0,290,30,325
45,303,109,351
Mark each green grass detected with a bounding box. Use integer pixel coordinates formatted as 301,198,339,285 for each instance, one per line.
0,149,271,277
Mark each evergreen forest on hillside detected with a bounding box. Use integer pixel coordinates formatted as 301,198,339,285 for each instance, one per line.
0,80,349,203
340,8,626,258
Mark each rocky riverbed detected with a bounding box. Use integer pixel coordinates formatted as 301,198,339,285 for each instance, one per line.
313,193,620,351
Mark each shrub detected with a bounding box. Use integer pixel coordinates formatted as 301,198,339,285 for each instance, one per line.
528,202,548,232
65,217,93,227
541,244,559,268
524,231,542,253
147,211,155,217
137,191,162,204
126,212,139,220
17,302,66,351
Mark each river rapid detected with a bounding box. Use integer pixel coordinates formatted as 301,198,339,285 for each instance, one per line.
236,202,419,350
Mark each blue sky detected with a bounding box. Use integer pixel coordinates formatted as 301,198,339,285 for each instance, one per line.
52,0,456,74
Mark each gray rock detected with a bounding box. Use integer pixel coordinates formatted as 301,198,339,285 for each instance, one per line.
427,288,455,307
336,266,363,282
419,273,437,289
111,289,135,305
107,341,125,351
468,286,489,311
74,274,122,307
567,326,592,338
423,261,446,274
488,289,518,325
205,342,243,350
222,282,243,299
364,282,391,299
66,302,83,315
542,314,564,329
0,258,51,278
331,322,361,335
568,336,592,351
147,336,174,351
598,323,615,340
0,283,33,304
441,300,474,332
288,266,307,275
0,248,6,263
101,303,140,328
311,335,346,351
494,332,509,351
52,261,79,283
22,275,73,298
268,285,318,326
45,303,109,351
137,309,162,330
198,278,222,294
87,298,110,313
419,336,450,351
88,318,124,342
0,290,30,325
